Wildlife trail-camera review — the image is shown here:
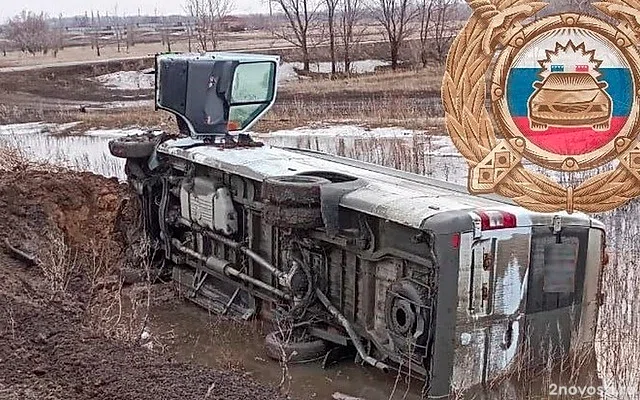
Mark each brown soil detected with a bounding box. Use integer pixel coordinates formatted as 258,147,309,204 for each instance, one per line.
0,167,287,400
0,58,154,103
0,168,134,265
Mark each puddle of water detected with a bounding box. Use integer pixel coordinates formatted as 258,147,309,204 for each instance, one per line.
0,133,125,178
0,123,155,180
149,299,606,400
149,301,425,400
279,60,391,83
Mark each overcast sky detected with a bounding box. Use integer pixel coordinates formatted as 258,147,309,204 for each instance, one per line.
1,0,271,23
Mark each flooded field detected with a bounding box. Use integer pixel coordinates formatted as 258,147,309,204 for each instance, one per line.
1,122,639,399
0,123,467,183
0,122,144,178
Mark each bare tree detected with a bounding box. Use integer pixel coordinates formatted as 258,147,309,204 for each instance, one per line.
185,19,194,51
51,14,65,58
125,20,136,51
418,0,434,67
370,0,417,69
207,0,233,50
186,0,209,50
90,10,102,57
325,0,340,74
112,6,123,53
7,11,51,55
271,0,322,71
431,0,457,62
185,0,234,51
340,0,364,73
160,17,173,52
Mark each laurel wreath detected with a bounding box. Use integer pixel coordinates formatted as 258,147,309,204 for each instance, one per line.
442,0,640,213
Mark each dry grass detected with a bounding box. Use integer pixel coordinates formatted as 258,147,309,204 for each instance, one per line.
0,105,178,134
68,107,178,133
38,229,80,297
0,102,67,126
593,204,640,398
86,237,156,344
257,67,446,132
261,100,444,133
0,30,277,69
0,93,445,134
281,66,444,96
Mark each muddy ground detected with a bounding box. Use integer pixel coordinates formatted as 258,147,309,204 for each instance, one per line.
0,58,154,103
0,164,288,400
0,40,445,133
0,41,400,105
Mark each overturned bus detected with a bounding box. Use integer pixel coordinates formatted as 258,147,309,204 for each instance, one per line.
109,52,607,397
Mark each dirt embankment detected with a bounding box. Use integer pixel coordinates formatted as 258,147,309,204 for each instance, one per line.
0,164,287,400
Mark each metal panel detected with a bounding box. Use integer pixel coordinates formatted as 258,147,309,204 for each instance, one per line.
428,232,462,398
343,251,358,322
573,228,604,348
453,228,531,391
543,243,578,293
451,326,485,390
485,318,522,382
159,143,597,230
456,232,474,320
527,230,585,313
373,259,402,335
328,248,344,311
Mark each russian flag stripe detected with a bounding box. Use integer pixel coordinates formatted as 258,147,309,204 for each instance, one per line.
506,67,633,117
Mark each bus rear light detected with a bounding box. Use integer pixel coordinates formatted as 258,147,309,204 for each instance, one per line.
476,210,517,230
451,232,461,248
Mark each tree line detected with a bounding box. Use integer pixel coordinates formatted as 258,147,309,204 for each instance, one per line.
3,10,140,57
4,11,65,56
3,0,463,68
187,0,463,72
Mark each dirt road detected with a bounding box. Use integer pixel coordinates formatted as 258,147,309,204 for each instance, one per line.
0,38,396,73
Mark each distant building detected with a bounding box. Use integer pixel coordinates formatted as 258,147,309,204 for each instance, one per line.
220,16,246,32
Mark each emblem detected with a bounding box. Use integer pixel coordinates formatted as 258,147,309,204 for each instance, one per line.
442,0,640,213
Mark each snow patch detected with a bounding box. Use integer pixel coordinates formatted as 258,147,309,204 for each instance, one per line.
0,121,83,136
256,125,415,138
279,59,390,82
93,70,155,90
332,393,366,400
103,99,154,109
0,122,57,135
